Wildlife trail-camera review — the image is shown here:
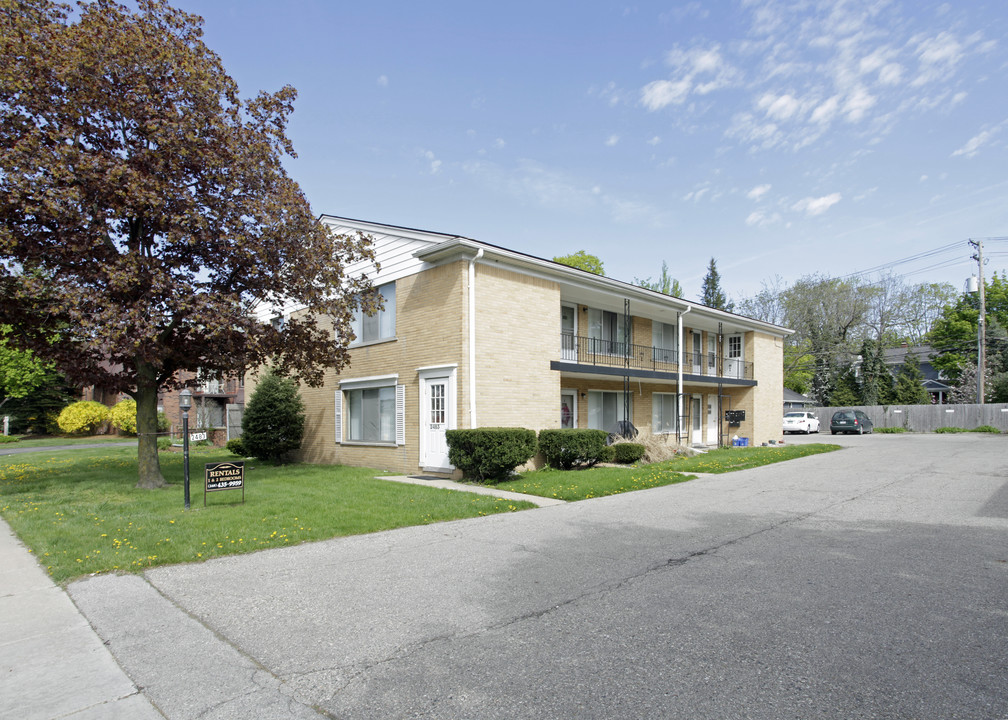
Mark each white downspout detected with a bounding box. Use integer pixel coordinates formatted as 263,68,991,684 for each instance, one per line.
468,248,484,428
678,305,691,437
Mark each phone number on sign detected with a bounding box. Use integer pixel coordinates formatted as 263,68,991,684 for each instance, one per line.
208,479,243,489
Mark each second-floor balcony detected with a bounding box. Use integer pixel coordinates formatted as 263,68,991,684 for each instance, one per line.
195,378,241,396
559,334,753,381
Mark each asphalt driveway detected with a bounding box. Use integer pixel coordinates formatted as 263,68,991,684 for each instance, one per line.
68,433,1008,719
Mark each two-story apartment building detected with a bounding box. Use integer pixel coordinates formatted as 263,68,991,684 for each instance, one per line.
256,216,791,475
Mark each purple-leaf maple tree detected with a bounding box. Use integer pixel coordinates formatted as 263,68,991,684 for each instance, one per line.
0,0,377,488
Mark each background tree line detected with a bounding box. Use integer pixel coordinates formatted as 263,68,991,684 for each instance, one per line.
737,271,1008,406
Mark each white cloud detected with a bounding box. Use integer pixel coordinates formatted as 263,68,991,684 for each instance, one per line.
640,44,737,110
591,81,626,107
647,136,661,146
725,112,783,150
421,149,441,175
757,92,803,121
745,210,782,227
377,75,388,87
792,193,842,216
809,95,841,125
747,184,772,200
912,31,964,86
605,134,620,147
843,86,877,122
683,186,711,203
494,138,506,148
878,63,903,85
951,129,993,158
641,79,692,110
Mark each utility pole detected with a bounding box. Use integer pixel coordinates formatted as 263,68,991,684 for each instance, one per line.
969,238,986,404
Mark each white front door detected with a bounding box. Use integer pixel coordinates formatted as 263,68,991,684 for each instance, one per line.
691,395,703,445
420,375,452,470
725,334,744,379
561,390,576,428
707,394,718,445
692,331,702,374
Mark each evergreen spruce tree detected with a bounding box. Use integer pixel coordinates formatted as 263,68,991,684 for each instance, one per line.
893,353,930,404
858,339,895,405
241,371,306,462
827,366,861,406
699,258,734,311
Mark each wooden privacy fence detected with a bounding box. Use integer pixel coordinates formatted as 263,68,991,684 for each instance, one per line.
810,404,1008,433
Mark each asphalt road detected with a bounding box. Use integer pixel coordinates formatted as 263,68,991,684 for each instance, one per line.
69,433,1008,719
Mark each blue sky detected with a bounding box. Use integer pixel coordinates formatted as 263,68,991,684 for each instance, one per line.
176,0,1008,300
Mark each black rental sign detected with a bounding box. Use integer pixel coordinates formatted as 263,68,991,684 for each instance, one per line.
204,461,245,505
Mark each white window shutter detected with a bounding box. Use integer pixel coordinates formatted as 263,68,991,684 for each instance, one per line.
395,384,406,446
334,390,343,444
393,384,405,446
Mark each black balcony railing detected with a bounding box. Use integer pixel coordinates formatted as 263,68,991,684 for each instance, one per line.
560,333,753,380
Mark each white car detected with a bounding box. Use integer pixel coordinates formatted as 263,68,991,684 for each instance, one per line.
783,411,820,435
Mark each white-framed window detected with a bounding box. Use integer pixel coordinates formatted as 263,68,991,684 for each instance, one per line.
728,334,742,359
652,392,679,434
587,308,629,355
561,305,577,359
653,321,677,364
336,375,404,445
587,390,633,432
351,282,396,345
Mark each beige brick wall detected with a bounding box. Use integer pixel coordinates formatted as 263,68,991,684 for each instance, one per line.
292,261,468,474
750,330,785,445
473,264,560,431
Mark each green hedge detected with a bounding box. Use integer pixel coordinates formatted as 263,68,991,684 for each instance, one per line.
875,427,906,434
445,428,537,483
537,428,610,470
611,442,646,464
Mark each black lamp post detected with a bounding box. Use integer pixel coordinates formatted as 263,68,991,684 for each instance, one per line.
179,388,192,509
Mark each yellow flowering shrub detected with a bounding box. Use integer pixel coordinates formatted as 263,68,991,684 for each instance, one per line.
110,398,137,435
56,400,111,435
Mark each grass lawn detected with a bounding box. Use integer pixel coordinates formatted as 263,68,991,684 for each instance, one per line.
492,443,842,501
0,434,136,448
0,446,535,584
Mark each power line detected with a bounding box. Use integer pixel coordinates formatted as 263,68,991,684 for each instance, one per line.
840,240,966,279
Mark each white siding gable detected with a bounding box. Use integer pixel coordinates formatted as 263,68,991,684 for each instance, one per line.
255,216,456,321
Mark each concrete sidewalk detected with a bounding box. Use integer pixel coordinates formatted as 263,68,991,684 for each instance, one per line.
379,474,567,507
0,518,162,720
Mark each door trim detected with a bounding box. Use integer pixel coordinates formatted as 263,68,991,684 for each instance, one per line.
418,366,457,472
691,394,703,445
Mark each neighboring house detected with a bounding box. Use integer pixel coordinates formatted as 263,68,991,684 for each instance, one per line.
880,345,950,404
159,372,245,445
783,388,815,411
253,216,791,476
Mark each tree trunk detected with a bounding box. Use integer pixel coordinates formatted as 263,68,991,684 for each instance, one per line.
135,371,166,489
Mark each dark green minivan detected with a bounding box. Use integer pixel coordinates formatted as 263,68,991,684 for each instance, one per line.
830,410,873,435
